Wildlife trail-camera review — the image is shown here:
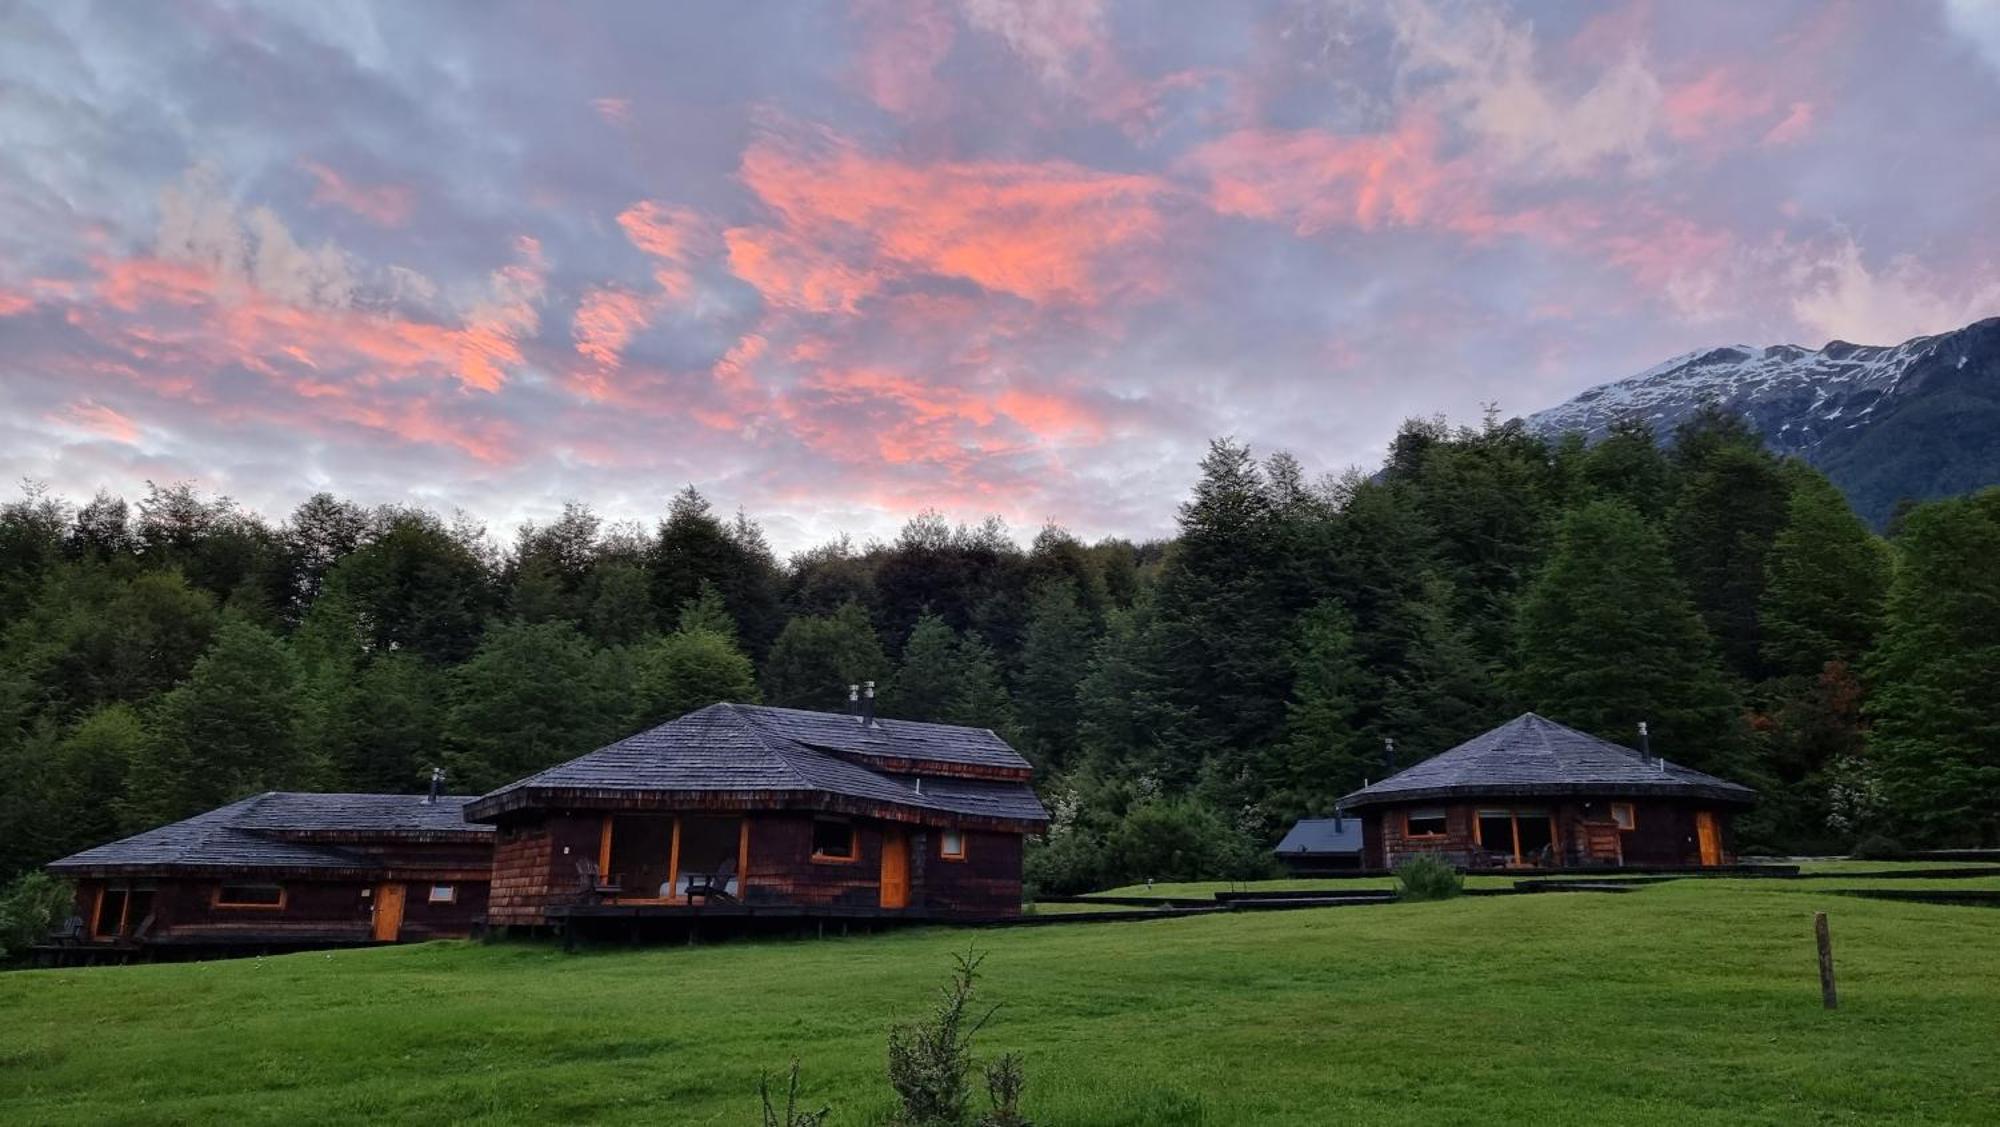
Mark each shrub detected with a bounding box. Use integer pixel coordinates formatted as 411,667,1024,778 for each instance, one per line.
885,948,1032,1127
888,947,997,1126
978,1053,1030,1127
1393,853,1463,901
0,871,72,962
757,1060,828,1127
1850,833,1906,861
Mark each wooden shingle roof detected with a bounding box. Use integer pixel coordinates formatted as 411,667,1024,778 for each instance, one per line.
465,703,1048,830
1338,713,1756,809
46,793,491,876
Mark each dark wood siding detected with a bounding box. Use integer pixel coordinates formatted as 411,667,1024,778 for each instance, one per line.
916,829,1023,916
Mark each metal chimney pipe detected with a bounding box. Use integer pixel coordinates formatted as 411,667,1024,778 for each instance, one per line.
1382,737,1396,774
424,766,444,804
862,680,876,725
1637,720,1651,759
849,683,860,720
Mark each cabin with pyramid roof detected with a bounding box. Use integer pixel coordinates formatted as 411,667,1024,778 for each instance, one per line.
465,700,1049,933
1337,713,1756,870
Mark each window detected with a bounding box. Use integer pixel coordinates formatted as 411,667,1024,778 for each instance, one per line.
940,829,966,860
428,884,456,904
1404,809,1448,838
1611,803,1636,831
215,883,285,908
811,819,856,860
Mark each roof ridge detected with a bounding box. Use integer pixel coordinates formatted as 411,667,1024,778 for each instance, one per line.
714,703,821,790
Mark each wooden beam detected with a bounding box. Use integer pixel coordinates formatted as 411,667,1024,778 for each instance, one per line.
597,813,613,879
667,815,682,904
738,817,751,898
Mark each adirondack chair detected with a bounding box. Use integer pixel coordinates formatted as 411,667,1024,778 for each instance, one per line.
575,858,622,902
683,858,737,904
47,916,85,947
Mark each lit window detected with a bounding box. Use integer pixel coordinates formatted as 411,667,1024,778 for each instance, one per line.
1404,809,1448,838
940,829,966,859
1611,803,1636,831
811,819,856,860
215,883,285,907
428,884,456,904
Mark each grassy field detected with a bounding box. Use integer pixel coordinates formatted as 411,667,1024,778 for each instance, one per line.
5,882,1998,1125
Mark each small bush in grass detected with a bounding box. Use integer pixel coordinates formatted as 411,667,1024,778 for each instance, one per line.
885,947,1032,1126
1851,833,1906,861
757,1059,828,1127
1394,854,1463,901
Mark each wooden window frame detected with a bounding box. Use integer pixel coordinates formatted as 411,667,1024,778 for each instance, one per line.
213,883,288,910
427,883,457,905
939,828,967,861
1403,809,1449,839
1610,802,1637,831
1473,808,1557,866
810,817,859,864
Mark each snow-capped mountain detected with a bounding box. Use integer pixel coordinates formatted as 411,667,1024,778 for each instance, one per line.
1524,316,2000,527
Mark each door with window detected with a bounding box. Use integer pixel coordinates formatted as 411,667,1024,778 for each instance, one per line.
1694,811,1722,867
372,882,406,941
880,829,910,909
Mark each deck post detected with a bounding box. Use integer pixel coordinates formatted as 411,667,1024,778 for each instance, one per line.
1814,911,1837,1010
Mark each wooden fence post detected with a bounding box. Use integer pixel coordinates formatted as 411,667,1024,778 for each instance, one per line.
1814,911,1837,1010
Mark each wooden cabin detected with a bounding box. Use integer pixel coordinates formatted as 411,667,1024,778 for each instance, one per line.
1341,713,1756,870
465,702,1048,931
43,792,492,961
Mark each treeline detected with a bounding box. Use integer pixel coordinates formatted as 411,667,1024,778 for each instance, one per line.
1,408,1995,894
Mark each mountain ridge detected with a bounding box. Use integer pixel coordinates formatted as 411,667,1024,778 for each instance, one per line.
1523,316,2000,527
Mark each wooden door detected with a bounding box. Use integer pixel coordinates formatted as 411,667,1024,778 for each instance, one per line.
372,882,406,941
879,829,910,909
1694,812,1721,867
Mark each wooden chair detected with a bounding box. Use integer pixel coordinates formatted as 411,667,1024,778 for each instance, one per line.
683,859,737,904
47,916,85,947
575,858,622,902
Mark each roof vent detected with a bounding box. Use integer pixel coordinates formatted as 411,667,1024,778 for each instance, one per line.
861,680,876,726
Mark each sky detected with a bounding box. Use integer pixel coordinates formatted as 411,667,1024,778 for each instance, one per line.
3,1,1999,554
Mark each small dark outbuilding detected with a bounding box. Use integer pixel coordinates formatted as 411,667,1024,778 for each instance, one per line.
44,792,493,959
1340,713,1756,870
1273,815,1366,874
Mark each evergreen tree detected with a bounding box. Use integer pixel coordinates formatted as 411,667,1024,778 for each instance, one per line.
120,619,317,830
761,601,890,711
1515,501,1740,772
883,613,962,722
1866,491,2000,845
321,509,494,664
630,626,760,728
442,622,629,793
944,634,1020,743
1075,600,1196,784
1379,572,1506,756
1015,579,1095,768
583,560,655,647
648,488,784,655
340,654,446,792
1761,467,1893,678
675,580,737,638
1267,600,1370,818
1669,443,1792,681
1575,419,1673,520
1149,439,1290,773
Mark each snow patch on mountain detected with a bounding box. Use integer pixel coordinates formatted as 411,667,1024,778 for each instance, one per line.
1524,329,1958,457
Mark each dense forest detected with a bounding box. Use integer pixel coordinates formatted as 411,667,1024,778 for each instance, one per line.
3,408,1997,905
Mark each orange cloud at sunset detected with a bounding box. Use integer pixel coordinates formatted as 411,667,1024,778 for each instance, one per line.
1183,116,1476,236
730,130,1173,311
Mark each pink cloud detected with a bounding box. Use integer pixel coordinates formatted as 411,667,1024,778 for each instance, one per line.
55,399,142,443
729,128,1174,311
592,97,632,125
850,0,955,117
301,160,416,227
1763,101,1815,146
0,289,33,317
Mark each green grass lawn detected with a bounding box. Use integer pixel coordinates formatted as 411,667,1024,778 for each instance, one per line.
5,882,1998,1125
